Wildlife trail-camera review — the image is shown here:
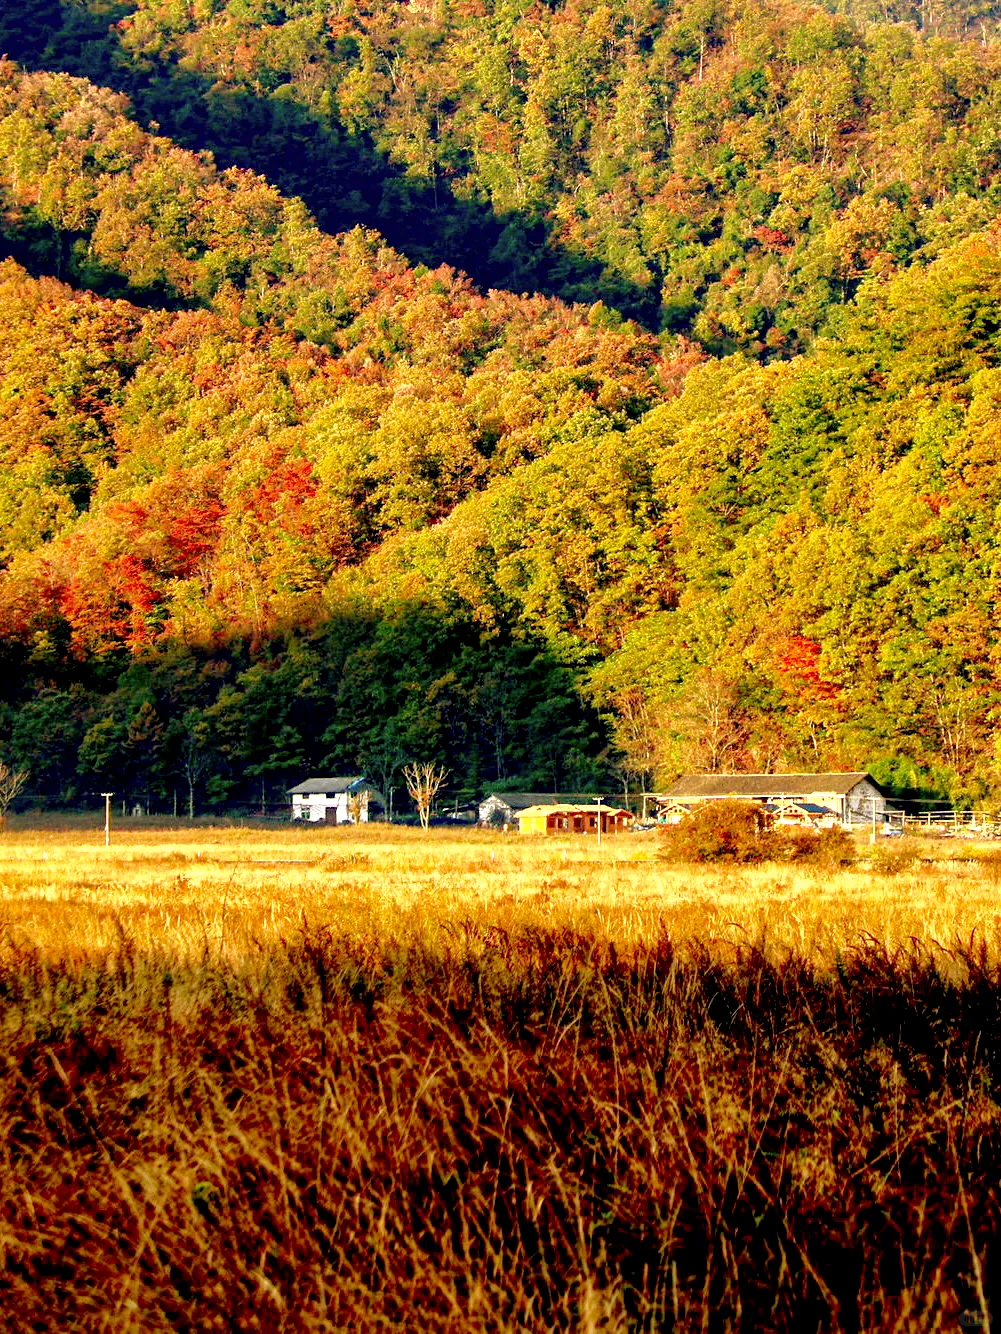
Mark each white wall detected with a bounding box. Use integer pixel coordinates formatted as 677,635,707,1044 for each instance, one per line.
844,780,887,821
478,794,514,825
291,791,370,823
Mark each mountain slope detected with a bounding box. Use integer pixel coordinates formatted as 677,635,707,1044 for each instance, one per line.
2,12,1001,804
4,0,1001,344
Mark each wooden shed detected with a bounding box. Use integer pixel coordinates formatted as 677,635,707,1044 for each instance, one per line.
765,799,840,829
515,804,634,835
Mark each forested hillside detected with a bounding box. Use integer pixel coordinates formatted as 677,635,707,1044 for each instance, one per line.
2,0,1001,809
5,0,1001,341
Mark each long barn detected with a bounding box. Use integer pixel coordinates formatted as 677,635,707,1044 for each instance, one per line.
655,772,890,826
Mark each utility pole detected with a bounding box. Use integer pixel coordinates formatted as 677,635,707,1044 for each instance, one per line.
102,792,114,847
388,785,395,823
596,794,603,849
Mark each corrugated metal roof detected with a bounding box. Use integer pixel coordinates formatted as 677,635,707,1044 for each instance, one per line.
480,792,606,810
660,773,878,799
288,776,366,795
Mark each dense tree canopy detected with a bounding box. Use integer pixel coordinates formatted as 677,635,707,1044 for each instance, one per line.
5,0,1001,339
2,3,1001,810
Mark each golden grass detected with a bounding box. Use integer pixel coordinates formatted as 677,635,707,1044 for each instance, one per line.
0,819,996,1329
1,817,999,966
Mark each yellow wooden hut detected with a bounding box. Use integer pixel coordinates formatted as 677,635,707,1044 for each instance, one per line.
515,803,634,835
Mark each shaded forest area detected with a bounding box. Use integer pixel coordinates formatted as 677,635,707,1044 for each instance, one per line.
3,1,1001,808
0,0,651,317
6,0,1001,342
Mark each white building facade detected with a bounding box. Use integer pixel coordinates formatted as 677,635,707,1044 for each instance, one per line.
288,776,378,823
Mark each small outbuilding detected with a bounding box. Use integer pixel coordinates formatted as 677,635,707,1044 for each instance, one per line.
515,803,634,835
288,776,383,824
656,801,691,825
765,800,840,829
478,792,605,826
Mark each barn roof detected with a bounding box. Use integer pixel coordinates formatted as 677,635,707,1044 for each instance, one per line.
515,804,632,819
660,773,879,800
288,776,367,795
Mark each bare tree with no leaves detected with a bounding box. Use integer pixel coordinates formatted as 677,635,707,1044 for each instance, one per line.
677,669,748,774
403,762,449,831
0,760,29,828
179,711,210,820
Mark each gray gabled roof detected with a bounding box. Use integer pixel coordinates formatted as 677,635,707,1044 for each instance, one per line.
288,776,366,796
660,772,879,800
480,792,608,811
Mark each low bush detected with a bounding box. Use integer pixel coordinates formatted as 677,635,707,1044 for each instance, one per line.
776,824,857,867
658,799,772,863
660,801,857,867
865,843,919,876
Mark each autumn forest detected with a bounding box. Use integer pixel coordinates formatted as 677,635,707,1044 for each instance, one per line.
2,0,1001,809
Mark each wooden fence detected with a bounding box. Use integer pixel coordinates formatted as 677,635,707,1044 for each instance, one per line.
901,809,1001,837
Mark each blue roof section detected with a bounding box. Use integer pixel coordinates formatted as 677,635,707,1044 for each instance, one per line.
766,801,837,815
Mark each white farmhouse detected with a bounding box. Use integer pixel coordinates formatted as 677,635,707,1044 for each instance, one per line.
288,776,382,824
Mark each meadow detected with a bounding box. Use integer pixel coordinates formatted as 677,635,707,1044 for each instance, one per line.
0,819,997,1330
3,818,1000,963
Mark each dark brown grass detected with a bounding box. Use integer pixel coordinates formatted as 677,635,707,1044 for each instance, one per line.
0,928,996,1330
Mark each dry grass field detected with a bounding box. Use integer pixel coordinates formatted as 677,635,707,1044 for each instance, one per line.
0,819,997,1331
1,818,1000,964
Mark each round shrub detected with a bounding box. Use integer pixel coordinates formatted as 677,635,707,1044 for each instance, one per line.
659,799,772,864
660,801,858,867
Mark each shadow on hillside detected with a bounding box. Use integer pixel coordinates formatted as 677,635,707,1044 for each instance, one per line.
0,0,660,325
0,218,194,309
0,590,613,806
